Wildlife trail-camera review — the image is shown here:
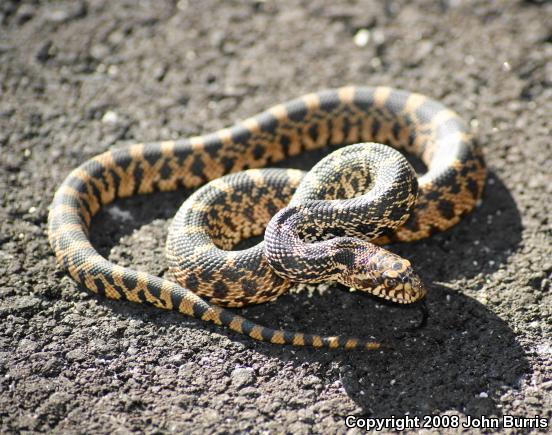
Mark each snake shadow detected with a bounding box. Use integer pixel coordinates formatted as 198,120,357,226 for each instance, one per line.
245,162,526,417
238,168,527,418
89,147,526,418
245,283,529,418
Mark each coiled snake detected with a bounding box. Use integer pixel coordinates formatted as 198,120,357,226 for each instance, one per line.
48,86,486,350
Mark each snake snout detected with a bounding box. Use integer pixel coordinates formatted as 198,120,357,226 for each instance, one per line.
341,248,426,304
380,265,426,304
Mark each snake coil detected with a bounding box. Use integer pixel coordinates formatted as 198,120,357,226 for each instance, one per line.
48,86,486,350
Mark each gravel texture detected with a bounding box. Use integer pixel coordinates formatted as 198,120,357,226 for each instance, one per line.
1,0,551,433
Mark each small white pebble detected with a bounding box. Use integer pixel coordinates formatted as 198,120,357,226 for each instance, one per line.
107,205,132,221
370,57,382,68
446,294,451,302
28,206,37,214
24,149,31,157
108,65,119,76
353,29,370,47
536,343,552,355
390,379,396,385
177,0,189,11
501,61,511,72
464,55,475,65
102,110,119,124
479,392,489,398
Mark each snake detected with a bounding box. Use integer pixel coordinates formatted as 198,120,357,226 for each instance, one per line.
48,86,486,350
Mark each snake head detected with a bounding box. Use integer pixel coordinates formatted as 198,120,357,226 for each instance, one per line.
337,244,426,304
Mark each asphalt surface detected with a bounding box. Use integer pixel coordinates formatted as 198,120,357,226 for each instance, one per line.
1,0,551,433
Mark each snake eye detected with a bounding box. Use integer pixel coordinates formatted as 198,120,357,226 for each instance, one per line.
384,278,398,288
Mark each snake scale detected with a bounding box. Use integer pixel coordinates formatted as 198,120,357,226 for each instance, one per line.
48,86,486,350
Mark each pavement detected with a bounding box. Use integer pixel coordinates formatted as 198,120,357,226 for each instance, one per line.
0,0,550,433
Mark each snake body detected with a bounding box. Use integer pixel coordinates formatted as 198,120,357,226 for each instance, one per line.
48,86,486,350
167,143,423,307
263,143,423,302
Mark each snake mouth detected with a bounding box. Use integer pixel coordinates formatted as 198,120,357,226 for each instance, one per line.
348,285,426,304
386,280,427,304
383,292,426,304
345,272,427,304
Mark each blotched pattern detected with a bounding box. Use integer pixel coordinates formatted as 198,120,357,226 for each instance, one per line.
48,86,486,350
